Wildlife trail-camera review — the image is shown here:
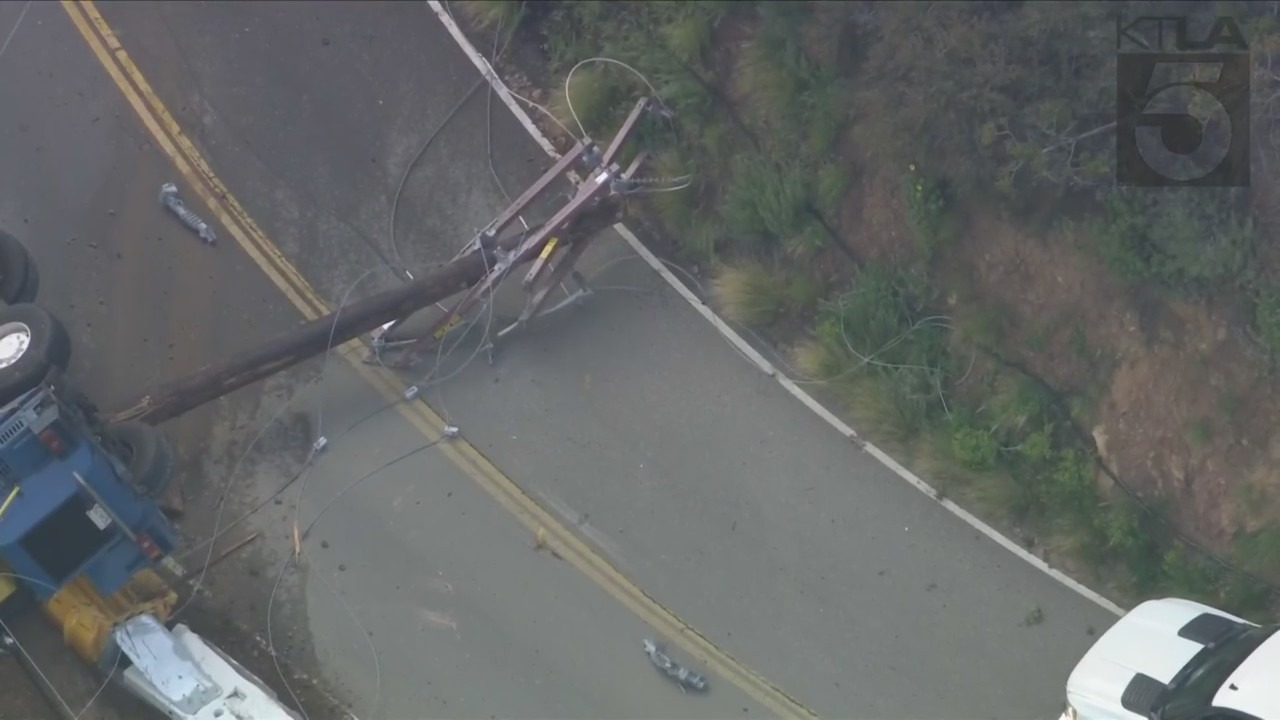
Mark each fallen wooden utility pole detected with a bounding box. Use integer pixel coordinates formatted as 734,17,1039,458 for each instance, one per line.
108,199,623,427
109,96,662,427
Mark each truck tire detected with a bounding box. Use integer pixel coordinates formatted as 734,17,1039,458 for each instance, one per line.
0,231,38,305
0,304,71,407
108,421,175,498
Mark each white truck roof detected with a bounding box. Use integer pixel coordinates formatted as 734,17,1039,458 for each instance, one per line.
1212,628,1280,718
1064,597,1278,720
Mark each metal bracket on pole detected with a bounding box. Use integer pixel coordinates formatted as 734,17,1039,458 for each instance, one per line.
485,149,651,364
366,97,658,370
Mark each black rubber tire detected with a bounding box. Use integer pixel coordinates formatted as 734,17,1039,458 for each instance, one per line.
0,231,35,305
107,421,175,498
0,304,72,407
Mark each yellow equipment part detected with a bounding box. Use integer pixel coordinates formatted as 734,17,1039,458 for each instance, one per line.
0,569,17,608
42,570,177,665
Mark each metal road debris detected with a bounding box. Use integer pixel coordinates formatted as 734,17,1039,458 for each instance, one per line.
643,638,709,693
159,182,217,244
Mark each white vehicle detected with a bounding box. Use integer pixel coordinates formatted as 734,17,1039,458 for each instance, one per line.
1060,597,1279,720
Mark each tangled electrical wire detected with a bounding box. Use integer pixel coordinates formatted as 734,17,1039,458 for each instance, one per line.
163,8,711,720
243,7,531,720
0,571,123,720
0,4,707,720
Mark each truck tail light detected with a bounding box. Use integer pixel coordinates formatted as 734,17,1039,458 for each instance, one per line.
135,532,162,561
38,426,67,457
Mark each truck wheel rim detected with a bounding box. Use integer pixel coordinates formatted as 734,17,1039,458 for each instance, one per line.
0,322,31,369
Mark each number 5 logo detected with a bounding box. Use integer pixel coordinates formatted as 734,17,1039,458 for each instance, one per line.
1135,62,1232,182
1117,53,1249,187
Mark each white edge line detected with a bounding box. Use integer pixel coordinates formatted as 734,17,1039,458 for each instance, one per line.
429,0,1126,619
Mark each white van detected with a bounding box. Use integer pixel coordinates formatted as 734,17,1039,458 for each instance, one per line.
1060,597,1278,720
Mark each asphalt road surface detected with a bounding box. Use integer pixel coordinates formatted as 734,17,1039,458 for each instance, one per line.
7,1,1122,718
0,1,298,717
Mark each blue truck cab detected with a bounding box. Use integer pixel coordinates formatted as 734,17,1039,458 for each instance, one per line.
0,383,177,602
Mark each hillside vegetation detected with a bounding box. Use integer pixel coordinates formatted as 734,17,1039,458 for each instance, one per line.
456,0,1280,619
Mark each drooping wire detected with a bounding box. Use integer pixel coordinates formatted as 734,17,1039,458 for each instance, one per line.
0,9,579,720
0,575,75,720
258,15,537,716
0,571,113,720
389,1,526,280
163,266,390,720
172,266,381,622
563,56,661,139
0,0,33,64
264,268,385,720
75,634,124,720
265,548,310,720
176,24,698,720
441,1,575,140
181,4,535,598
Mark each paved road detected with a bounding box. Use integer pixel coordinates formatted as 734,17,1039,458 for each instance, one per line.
54,1,1123,719
4,2,770,719
0,1,293,717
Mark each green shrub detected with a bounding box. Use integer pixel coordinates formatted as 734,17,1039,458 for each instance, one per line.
680,215,723,263
1017,423,1055,466
781,267,824,314
811,264,954,443
540,3,606,75
735,5,846,159
782,222,831,260
456,0,525,32
1093,188,1257,294
951,422,1000,471
815,162,853,219
793,336,843,381
814,264,948,379
1217,574,1274,621
710,261,787,328
1234,523,1280,580
1045,447,1097,524
551,64,622,137
710,260,821,329
1249,282,1280,360
991,375,1054,441
1162,546,1225,602
1095,496,1166,590
904,163,952,260
699,120,734,163
662,8,716,66
722,154,811,248
833,373,935,445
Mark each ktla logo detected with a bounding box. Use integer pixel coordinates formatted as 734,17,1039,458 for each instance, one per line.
1115,15,1250,187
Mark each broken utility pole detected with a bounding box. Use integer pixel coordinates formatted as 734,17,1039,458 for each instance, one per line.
107,200,622,427
106,96,666,428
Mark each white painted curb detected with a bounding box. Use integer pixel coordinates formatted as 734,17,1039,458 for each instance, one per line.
428,0,1125,619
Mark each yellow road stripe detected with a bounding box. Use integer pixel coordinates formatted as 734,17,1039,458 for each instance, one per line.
62,3,817,717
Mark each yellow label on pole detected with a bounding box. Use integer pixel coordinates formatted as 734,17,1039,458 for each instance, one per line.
538,237,559,261
433,314,463,340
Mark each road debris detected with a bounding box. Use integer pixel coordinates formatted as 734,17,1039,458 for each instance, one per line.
159,182,217,244
180,532,260,582
643,638,708,693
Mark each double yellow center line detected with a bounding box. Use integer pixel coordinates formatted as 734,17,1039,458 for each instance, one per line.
60,2,817,717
